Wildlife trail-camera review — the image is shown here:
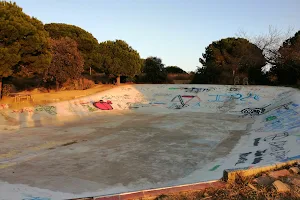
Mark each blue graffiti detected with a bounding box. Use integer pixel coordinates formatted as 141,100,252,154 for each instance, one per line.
208,93,259,102
22,197,51,200
256,103,300,132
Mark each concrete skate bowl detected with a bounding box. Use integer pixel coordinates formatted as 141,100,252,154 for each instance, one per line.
0,84,300,200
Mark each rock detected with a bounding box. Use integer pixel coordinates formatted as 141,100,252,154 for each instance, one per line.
291,177,300,187
272,180,290,193
289,167,300,174
253,175,275,186
204,192,210,197
268,169,290,179
248,183,258,191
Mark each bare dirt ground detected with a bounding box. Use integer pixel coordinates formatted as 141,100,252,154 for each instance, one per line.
0,84,116,109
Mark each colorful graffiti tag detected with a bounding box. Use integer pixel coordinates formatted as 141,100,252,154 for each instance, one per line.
35,105,57,115
208,93,260,102
168,95,201,109
93,100,113,110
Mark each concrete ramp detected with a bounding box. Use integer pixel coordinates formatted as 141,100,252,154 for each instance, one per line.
0,85,299,200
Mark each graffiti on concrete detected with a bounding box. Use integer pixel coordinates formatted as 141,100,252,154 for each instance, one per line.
168,95,201,109
241,107,266,117
22,196,51,200
93,100,113,110
12,107,34,113
79,102,98,112
255,103,300,132
169,87,211,93
35,105,57,115
0,104,9,110
229,87,240,91
209,164,221,171
238,132,292,166
235,152,252,165
266,116,277,121
208,93,260,102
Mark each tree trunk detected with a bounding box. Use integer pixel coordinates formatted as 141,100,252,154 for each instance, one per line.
116,75,121,85
0,77,2,99
55,80,59,91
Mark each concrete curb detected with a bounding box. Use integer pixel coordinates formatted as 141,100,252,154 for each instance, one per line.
223,159,300,183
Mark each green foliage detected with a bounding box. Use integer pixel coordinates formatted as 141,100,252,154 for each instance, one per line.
44,23,101,72
44,37,84,89
271,31,300,85
165,66,186,74
142,57,167,83
192,66,221,84
197,38,266,84
99,40,142,77
0,1,51,78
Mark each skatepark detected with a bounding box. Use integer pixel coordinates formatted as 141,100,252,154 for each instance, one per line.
0,84,300,200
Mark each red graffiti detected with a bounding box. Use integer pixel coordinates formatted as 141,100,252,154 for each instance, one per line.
93,100,113,110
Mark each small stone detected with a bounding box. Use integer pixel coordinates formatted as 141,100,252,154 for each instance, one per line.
272,180,290,193
248,183,258,191
291,177,300,187
253,176,274,186
269,169,290,179
204,192,210,197
289,167,300,174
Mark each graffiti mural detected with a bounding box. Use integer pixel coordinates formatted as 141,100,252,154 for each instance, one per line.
93,100,113,110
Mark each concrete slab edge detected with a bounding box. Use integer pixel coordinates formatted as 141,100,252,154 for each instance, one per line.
70,180,225,200
223,159,300,183
70,159,300,200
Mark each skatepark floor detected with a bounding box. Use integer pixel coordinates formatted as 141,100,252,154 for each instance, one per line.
0,111,252,195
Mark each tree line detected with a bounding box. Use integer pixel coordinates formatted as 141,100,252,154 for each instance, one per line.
1,2,300,98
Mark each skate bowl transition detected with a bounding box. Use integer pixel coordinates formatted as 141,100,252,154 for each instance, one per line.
0,84,300,200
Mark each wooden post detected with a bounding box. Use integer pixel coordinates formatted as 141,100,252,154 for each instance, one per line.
116,75,120,85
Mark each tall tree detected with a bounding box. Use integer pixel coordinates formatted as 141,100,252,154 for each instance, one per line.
198,38,266,84
271,31,300,85
44,23,101,73
0,1,51,97
165,66,186,74
99,40,142,84
44,37,84,90
236,26,294,67
142,57,167,83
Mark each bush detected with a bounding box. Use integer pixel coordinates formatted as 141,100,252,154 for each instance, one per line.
61,78,95,90
2,84,16,96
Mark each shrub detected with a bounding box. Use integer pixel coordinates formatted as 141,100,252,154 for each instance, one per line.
2,84,16,96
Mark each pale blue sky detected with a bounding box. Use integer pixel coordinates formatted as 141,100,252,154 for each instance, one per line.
13,0,300,72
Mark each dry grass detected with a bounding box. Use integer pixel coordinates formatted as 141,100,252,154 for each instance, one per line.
0,84,116,109
142,176,300,200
